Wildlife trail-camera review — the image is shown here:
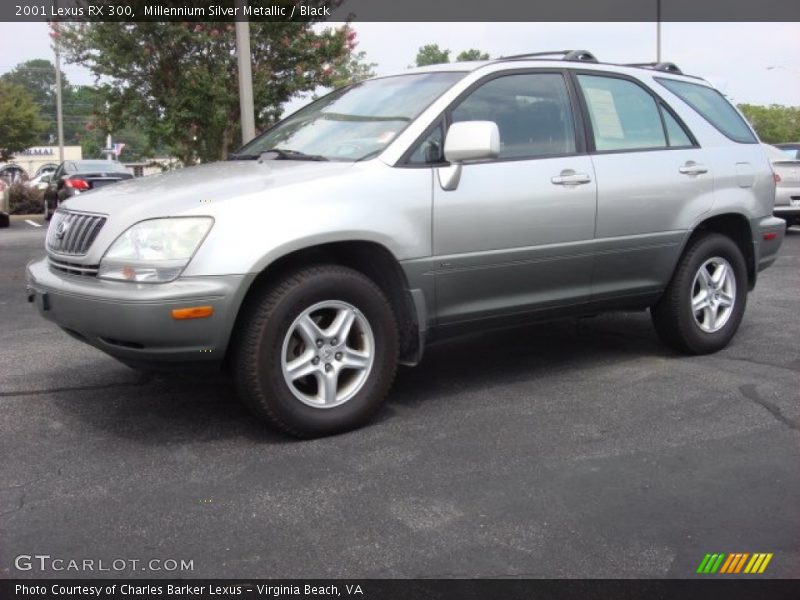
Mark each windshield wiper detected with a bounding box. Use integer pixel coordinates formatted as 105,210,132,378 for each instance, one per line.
228,148,329,161
261,148,329,161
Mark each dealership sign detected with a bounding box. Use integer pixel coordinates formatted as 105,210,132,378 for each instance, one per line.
19,147,55,156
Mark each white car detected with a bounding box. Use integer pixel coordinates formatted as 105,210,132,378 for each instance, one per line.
26,172,53,191
764,143,800,228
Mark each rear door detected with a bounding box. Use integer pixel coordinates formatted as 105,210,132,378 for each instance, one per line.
574,72,714,300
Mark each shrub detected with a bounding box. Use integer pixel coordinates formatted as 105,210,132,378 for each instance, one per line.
8,183,44,215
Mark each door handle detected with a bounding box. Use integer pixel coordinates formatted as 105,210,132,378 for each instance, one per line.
679,162,708,175
551,171,592,186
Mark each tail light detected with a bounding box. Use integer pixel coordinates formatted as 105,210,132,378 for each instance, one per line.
65,178,90,191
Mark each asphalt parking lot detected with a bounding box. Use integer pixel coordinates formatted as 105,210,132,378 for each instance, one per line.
1,218,799,579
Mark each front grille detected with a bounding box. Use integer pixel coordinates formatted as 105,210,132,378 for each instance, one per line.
48,257,100,277
47,210,106,256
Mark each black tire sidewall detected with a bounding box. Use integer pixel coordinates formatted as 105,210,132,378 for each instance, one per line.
674,234,748,354
251,268,397,436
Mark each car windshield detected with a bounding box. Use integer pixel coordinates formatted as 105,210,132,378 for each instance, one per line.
233,72,465,162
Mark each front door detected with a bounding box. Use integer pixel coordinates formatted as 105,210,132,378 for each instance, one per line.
432,71,598,325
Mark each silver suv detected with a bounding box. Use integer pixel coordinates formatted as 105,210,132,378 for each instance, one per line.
26,51,785,437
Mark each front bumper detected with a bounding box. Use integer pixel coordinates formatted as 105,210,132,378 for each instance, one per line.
26,257,253,369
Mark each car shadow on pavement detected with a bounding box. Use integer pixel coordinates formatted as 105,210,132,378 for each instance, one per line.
386,310,672,412
46,311,671,443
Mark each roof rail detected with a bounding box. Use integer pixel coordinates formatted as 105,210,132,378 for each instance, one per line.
501,49,599,63
624,62,684,74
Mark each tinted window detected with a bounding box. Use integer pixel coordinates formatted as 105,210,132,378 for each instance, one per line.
578,75,666,151
656,78,757,144
662,108,693,147
450,73,577,159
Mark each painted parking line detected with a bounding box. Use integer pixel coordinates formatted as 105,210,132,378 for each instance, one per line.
25,220,42,228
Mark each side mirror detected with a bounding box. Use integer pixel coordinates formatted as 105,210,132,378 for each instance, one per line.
443,121,500,163
438,121,500,191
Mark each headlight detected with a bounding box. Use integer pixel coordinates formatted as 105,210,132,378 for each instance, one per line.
98,217,213,283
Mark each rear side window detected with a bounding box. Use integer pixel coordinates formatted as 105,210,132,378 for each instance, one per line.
577,75,667,151
662,108,693,147
656,78,757,144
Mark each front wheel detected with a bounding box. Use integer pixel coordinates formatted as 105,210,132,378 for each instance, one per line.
651,232,748,354
233,265,398,437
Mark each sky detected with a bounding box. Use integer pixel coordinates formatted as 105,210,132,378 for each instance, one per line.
0,21,798,114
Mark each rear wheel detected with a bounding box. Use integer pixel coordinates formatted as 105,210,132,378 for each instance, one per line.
651,232,747,354
233,265,398,437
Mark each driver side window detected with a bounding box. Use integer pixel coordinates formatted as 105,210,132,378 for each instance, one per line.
450,73,578,160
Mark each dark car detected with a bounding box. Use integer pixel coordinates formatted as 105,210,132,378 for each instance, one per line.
45,160,133,219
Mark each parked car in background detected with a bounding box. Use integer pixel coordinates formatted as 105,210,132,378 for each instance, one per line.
764,144,800,229
775,143,800,160
26,172,53,192
35,164,59,178
28,51,785,437
44,160,133,219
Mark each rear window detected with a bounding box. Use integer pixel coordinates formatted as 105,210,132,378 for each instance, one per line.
77,161,129,172
656,78,757,144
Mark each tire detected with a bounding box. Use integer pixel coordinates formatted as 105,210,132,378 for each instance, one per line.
651,232,748,355
232,265,399,438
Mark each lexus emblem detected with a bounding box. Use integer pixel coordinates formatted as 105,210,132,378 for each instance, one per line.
55,221,69,239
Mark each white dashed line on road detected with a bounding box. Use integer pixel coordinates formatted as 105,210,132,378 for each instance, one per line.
25,220,42,228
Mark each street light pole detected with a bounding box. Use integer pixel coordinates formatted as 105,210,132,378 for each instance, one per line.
656,0,662,62
235,0,256,145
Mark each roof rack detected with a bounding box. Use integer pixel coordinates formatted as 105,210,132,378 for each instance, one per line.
490,52,701,80
501,49,599,63
624,62,684,74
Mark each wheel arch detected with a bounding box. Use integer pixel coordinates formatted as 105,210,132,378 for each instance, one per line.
225,240,424,369
685,212,756,290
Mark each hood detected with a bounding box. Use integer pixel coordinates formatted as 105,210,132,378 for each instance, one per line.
61,159,357,219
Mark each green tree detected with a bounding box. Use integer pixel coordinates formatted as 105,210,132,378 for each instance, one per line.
0,82,44,161
330,49,377,89
0,60,104,147
1,59,63,144
738,104,800,144
456,49,490,61
58,21,374,164
414,44,451,67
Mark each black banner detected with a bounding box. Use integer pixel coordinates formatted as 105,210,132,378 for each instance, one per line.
2,0,800,23
3,579,800,600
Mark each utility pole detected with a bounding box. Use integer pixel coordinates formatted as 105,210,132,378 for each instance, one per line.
53,22,65,163
235,0,256,145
